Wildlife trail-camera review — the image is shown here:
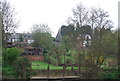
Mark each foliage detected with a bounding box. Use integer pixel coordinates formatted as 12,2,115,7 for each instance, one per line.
2,67,17,79
90,29,118,67
68,49,78,64
32,32,53,50
2,48,31,79
60,55,71,65
49,55,56,65
51,44,66,65
3,48,21,66
60,4,116,78
13,57,31,79
100,69,120,79
81,29,118,79
102,32,118,56
45,54,72,66
62,35,76,51
31,24,53,51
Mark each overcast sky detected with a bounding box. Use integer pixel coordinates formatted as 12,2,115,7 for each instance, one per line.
8,0,119,37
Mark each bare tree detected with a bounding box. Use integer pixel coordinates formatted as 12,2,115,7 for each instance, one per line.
31,24,52,34
67,3,114,78
2,0,18,45
88,8,98,29
68,2,113,30
67,3,89,27
89,8,113,30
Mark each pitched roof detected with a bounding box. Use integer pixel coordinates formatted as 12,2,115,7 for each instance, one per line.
6,33,33,40
55,29,62,42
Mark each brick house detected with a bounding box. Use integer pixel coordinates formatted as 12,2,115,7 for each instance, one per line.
6,33,44,61
22,46,44,61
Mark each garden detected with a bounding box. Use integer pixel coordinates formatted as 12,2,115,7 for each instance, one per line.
1,0,119,80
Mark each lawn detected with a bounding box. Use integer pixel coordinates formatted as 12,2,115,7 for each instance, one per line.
32,61,117,70
32,61,79,70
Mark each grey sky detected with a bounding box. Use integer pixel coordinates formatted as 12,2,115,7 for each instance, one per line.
8,0,119,37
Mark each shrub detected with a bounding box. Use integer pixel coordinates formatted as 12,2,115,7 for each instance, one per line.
3,48,21,66
50,56,56,65
44,55,49,62
13,57,31,79
44,55,56,65
100,69,120,79
2,67,17,79
60,55,71,65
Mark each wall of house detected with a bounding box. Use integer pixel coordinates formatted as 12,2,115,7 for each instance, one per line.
23,55,44,61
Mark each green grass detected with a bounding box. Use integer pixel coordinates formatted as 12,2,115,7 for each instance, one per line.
32,61,79,70
32,61,117,70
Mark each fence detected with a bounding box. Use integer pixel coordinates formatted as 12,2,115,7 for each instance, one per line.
31,67,104,79
31,69,81,77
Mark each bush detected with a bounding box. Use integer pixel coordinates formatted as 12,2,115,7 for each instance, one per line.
2,67,17,79
60,55,71,65
3,48,21,66
44,55,56,65
44,55,49,62
50,56,56,65
100,69,120,79
2,48,31,79
13,57,31,79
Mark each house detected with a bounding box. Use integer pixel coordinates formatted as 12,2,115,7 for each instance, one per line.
6,33,44,61
6,33,34,48
7,33,34,44
22,46,44,61
54,27,91,47
54,29,62,45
